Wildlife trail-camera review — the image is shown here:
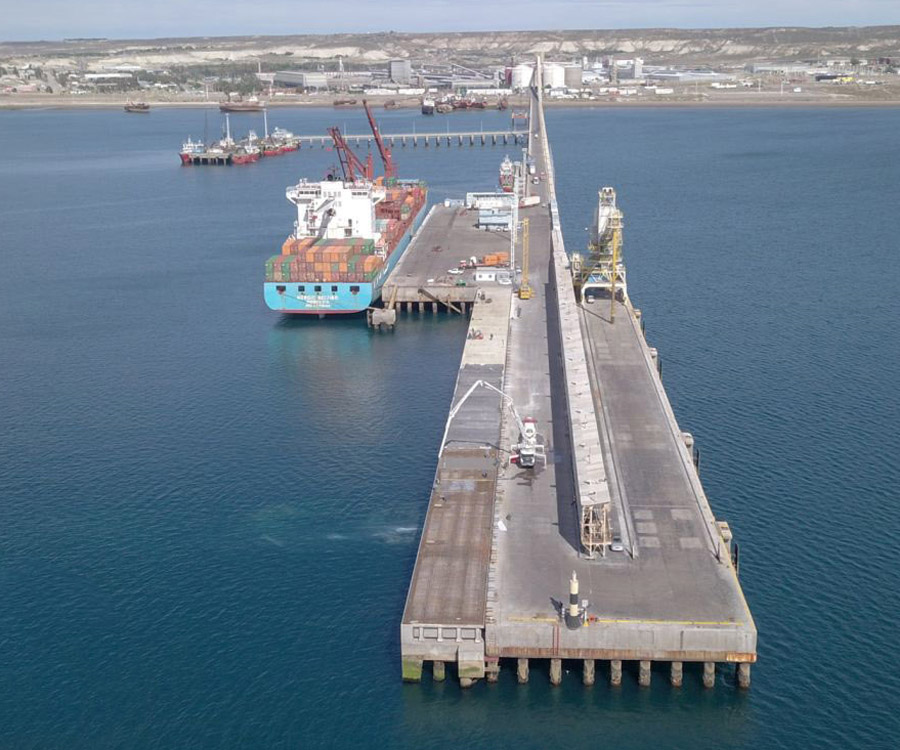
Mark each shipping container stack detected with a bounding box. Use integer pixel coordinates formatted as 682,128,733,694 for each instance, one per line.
266,236,382,284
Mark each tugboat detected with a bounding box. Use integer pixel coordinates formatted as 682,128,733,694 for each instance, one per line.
421,97,435,115
124,101,150,113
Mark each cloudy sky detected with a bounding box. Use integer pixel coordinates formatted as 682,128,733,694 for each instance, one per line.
4,0,900,41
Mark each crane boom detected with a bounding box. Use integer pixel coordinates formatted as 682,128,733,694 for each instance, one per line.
328,126,372,182
362,99,396,179
439,379,545,467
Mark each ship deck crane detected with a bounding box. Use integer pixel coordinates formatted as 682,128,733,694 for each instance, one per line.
327,126,372,182
362,99,396,179
439,379,546,468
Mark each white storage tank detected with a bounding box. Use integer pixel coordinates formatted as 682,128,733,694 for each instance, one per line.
542,62,565,89
511,63,534,90
564,64,583,89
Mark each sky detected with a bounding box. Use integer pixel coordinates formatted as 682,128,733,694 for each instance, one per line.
2,0,899,42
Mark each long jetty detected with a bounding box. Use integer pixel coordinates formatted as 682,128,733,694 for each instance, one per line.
295,130,527,148
396,70,756,690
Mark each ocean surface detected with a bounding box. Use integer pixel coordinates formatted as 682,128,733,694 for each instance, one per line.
1,103,898,749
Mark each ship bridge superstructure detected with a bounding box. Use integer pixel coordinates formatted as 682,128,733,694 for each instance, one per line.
286,179,384,242
571,186,626,304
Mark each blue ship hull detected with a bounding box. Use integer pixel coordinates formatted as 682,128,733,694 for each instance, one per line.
264,203,426,315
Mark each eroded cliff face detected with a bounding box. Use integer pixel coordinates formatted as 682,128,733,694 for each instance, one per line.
3,27,899,68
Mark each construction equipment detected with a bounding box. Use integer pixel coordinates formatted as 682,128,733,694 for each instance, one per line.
518,217,533,299
439,379,545,468
327,126,372,182
363,99,396,179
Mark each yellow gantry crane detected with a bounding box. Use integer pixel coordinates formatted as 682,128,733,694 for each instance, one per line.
518,218,532,299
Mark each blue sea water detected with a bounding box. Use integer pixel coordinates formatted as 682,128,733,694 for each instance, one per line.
1,104,898,748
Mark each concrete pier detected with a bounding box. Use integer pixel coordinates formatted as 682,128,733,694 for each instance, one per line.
639,661,652,687
294,130,525,148
610,660,623,686
583,659,596,686
550,658,562,686
399,70,756,692
517,658,529,684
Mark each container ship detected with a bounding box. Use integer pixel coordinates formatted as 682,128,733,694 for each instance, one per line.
264,100,427,315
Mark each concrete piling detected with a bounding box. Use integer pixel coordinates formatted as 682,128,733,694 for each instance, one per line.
583,659,595,686
610,659,622,686
550,658,562,686
670,661,683,687
460,677,474,689
486,659,500,683
639,660,652,687
432,661,446,682
703,662,716,689
402,658,423,683
517,658,529,684
737,662,751,689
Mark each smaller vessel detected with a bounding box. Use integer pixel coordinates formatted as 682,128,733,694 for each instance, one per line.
271,127,300,151
231,144,260,164
220,95,265,112
179,137,205,164
333,98,357,108
499,155,515,192
421,97,435,115
435,102,452,114
124,101,150,113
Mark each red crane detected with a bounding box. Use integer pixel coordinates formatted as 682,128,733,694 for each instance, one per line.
327,126,373,182
363,99,396,179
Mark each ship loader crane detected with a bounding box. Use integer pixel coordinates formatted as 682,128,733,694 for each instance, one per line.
438,379,546,468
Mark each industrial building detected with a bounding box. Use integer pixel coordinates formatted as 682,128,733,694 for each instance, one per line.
389,59,412,84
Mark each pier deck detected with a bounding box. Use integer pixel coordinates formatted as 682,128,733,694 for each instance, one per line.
400,288,512,682
383,204,512,312
400,78,755,689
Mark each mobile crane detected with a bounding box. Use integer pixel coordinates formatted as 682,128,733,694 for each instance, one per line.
439,379,546,468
